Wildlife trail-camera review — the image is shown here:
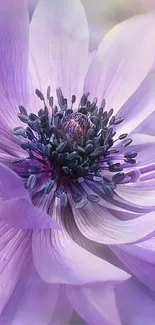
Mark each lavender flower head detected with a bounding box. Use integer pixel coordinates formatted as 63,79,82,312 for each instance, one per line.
0,0,155,324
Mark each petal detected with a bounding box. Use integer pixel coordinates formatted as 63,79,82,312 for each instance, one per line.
0,0,29,128
0,163,29,200
114,70,155,137
29,0,89,106
0,196,60,230
119,133,155,168
119,237,155,265
0,125,24,158
84,179,151,214
115,133,155,182
48,285,73,325
32,228,130,285
0,164,59,230
82,181,145,214
132,111,155,136
32,198,130,284
0,222,32,313
67,279,155,325
115,180,155,208
0,240,59,325
70,196,155,245
114,134,155,207
111,246,155,290
67,282,121,325
114,279,155,325
84,14,155,112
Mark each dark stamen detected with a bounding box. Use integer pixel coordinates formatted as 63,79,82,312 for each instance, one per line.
14,87,137,208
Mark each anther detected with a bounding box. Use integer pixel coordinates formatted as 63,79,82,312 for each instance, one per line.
14,87,137,208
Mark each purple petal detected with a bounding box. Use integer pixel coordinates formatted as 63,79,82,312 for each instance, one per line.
29,0,89,107
67,279,155,325
0,0,29,128
0,125,24,158
32,198,130,284
0,164,59,229
32,228,130,285
120,237,155,265
0,163,29,200
115,279,155,325
84,14,155,112
67,283,121,325
115,133,155,207
133,111,155,136
48,285,73,325
112,246,155,290
0,222,32,313
114,71,155,137
70,197,155,244
0,240,59,325
116,133,155,168
0,197,60,230
115,179,155,208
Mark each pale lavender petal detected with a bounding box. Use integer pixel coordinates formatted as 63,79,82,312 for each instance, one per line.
67,283,121,325
0,0,29,128
0,222,32,313
115,134,155,206
32,198,130,284
67,279,155,325
114,279,155,325
80,182,141,214
114,70,155,137
115,179,155,208
132,111,155,136
117,133,155,168
84,14,155,112
32,227,130,285
70,197,155,244
29,0,89,107
119,237,155,265
48,285,73,325
0,249,59,325
111,246,155,290
115,133,155,185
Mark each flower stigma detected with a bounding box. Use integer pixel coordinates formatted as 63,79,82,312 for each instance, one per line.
13,86,137,209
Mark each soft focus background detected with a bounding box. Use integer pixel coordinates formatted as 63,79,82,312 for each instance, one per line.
28,0,153,50
27,0,154,324
81,0,151,50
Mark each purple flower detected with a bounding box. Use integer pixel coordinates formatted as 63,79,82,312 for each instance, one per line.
0,0,155,324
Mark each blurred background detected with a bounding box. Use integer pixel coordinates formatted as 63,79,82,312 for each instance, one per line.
28,0,153,50
81,0,153,50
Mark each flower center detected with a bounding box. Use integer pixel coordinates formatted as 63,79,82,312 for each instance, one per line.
13,87,137,208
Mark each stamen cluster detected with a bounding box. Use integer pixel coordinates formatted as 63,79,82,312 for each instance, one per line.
13,87,137,208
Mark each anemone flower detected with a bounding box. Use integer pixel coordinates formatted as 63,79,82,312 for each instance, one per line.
1,0,155,324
